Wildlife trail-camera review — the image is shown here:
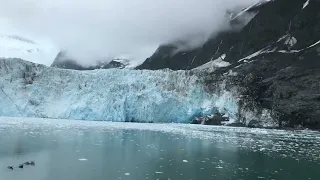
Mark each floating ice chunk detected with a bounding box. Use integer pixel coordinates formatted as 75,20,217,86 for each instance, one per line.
124,173,130,176
182,160,188,163
78,158,87,161
260,148,266,151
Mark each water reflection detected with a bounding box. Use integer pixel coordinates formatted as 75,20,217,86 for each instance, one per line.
0,118,319,180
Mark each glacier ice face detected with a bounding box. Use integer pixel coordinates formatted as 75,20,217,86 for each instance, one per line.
0,58,239,123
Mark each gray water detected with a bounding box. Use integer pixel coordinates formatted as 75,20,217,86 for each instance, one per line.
0,117,319,180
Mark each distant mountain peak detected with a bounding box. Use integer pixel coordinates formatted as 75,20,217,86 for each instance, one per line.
51,51,133,70
5,35,36,44
0,35,58,66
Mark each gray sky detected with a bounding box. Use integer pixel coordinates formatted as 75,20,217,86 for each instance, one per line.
0,0,259,66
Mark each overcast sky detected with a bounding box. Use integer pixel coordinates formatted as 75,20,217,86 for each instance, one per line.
0,0,259,66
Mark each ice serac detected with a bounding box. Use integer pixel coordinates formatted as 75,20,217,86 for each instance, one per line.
0,58,238,123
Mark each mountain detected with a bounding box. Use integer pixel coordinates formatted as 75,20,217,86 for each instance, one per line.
1,0,319,129
51,51,132,70
136,0,271,70
0,35,58,66
136,0,320,128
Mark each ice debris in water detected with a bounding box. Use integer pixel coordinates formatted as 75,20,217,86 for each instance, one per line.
1,117,320,163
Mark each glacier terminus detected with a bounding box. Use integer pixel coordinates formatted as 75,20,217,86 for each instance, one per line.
0,58,239,123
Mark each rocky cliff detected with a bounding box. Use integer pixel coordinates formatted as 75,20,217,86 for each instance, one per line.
137,0,320,129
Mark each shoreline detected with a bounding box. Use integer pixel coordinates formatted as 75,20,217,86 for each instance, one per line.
1,116,319,132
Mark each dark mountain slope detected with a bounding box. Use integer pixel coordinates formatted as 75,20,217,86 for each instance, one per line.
137,0,320,128
137,0,320,70
136,31,240,70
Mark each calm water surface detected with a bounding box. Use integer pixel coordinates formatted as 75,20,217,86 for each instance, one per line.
0,117,319,180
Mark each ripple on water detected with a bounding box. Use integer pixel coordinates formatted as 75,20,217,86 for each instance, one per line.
0,117,320,163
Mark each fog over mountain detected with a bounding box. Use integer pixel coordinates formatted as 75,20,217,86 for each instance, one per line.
0,0,259,66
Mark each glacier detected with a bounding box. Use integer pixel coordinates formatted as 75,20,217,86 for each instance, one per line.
0,58,239,123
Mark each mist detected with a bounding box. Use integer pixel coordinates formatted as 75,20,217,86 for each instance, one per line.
0,0,259,66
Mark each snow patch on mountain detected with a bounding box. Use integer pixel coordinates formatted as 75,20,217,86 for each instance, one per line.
236,38,320,64
230,3,258,21
303,0,310,9
193,54,230,71
238,49,264,62
110,58,138,69
230,0,272,21
0,35,58,66
284,36,297,47
306,40,320,49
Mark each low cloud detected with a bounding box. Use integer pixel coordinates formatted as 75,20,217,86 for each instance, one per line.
0,0,259,66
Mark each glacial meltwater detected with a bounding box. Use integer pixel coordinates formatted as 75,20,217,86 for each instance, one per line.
0,117,319,180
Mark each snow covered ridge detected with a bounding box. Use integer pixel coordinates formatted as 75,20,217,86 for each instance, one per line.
0,35,58,66
193,54,230,71
230,0,273,21
237,38,320,63
0,58,241,123
303,0,310,9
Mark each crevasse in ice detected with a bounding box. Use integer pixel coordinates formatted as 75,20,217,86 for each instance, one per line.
0,58,238,122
